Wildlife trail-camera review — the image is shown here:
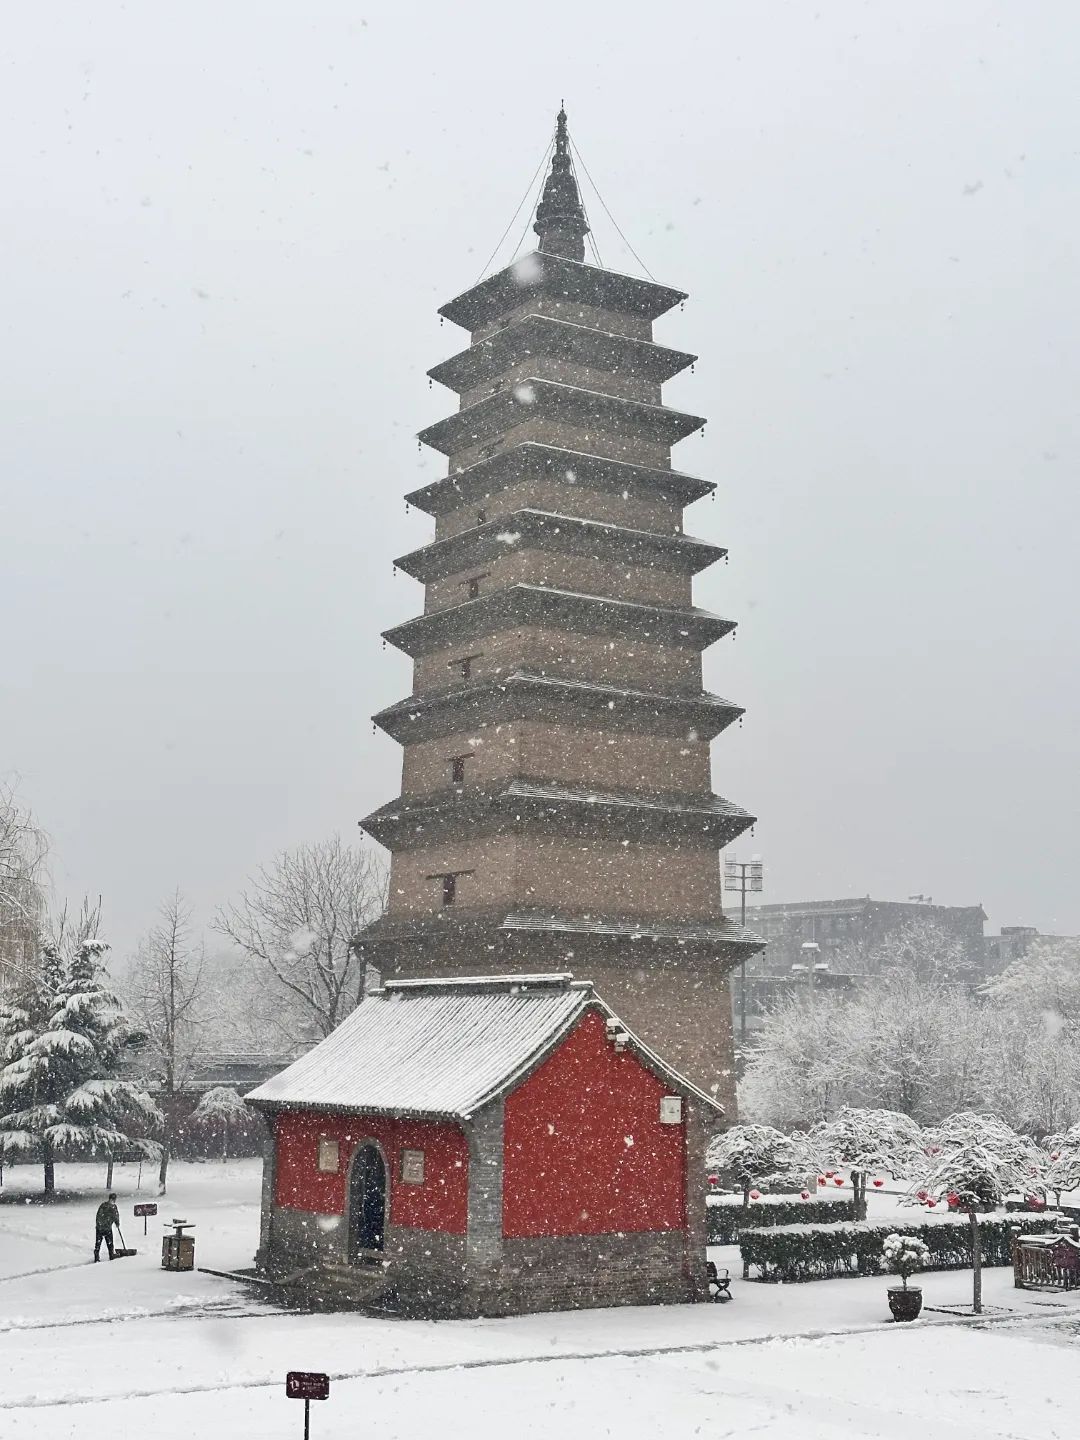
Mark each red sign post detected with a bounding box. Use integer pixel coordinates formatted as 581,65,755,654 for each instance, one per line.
286,1372,330,1439
133,1202,158,1236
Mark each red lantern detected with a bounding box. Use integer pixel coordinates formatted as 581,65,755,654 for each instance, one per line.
916,1190,929,1203
825,1170,835,1178
749,1189,761,1201
872,1179,884,1188
817,1176,826,1186
800,1190,811,1200
1051,1151,1061,1161
707,1174,719,1186
833,1176,845,1187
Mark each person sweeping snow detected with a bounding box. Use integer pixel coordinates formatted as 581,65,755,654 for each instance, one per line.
94,1192,120,1261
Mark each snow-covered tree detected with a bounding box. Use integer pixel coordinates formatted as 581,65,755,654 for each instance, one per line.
1042,1126,1080,1204
983,938,1080,1025
740,970,990,1127
907,1111,1039,1314
0,783,48,999
125,889,206,1192
0,937,161,1192
213,836,386,1046
192,1085,248,1161
706,1124,802,1207
862,918,980,984
804,1107,923,1220
737,989,860,1128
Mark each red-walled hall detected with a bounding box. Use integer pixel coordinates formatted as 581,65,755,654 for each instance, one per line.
503,1009,687,1238
274,1110,469,1233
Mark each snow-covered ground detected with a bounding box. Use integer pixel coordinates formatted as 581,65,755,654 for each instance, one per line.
3,1160,1080,1438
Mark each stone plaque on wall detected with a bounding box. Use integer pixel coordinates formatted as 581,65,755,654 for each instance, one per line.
317,1137,340,1173
400,1148,425,1184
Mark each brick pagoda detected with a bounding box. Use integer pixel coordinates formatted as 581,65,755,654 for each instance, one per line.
360,110,761,1114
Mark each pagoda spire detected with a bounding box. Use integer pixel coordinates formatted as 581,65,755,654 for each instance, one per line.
533,105,590,263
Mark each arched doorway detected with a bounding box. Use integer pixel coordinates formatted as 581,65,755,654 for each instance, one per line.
348,1142,387,1261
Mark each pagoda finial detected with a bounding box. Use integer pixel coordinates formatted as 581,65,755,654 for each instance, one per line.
534,106,590,263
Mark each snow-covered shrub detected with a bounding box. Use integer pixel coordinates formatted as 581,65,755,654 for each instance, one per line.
707,1195,855,1245
883,1232,930,1288
738,1215,1054,1283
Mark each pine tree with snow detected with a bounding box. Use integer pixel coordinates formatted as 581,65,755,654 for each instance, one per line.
0,938,162,1193
804,1107,924,1220
706,1124,802,1207
192,1085,249,1162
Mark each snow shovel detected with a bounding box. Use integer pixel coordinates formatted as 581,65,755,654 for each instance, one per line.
113,1226,138,1259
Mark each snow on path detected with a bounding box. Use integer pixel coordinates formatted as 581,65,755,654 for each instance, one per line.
4,1324,1080,1440
5,1159,1080,1438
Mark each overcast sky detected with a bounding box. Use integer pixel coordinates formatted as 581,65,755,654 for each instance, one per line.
2,1,1077,956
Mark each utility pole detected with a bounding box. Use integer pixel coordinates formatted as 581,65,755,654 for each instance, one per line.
723,856,764,1044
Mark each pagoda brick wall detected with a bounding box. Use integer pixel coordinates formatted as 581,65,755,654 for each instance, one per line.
399,723,711,798
422,550,691,613
435,483,681,539
386,835,724,920
412,627,703,694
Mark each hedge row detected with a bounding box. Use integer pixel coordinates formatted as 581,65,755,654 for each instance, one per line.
707,1198,855,1245
739,1214,1059,1283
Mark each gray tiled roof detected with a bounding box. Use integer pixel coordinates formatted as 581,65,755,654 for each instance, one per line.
244,974,722,1119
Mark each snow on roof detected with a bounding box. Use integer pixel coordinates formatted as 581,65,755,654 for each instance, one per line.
245,974,723,1120
499,910,766,949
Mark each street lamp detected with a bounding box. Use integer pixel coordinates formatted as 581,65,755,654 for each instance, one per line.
724,854,764,1043
794,941,828,1002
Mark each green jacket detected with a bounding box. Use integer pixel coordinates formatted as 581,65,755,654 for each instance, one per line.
95,1201,119,1233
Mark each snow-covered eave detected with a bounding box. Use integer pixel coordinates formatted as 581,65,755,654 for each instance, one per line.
438,251,688,330
393,508,723,581
417,376,706,455
404,443,715,514
381,583,736,658
370,671,745,744
427,314,696,392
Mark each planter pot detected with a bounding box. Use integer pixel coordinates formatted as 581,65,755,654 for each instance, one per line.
887,1286,923,1322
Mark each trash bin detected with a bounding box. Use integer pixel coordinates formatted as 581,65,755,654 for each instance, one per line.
161,1220,196,1272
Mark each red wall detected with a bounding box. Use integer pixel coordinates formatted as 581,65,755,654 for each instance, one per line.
274,1110,469,1234
502,1009,687,1238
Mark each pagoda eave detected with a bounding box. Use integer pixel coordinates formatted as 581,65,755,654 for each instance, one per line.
361,781,755,850
394,508,724,582
381,584,736,658
418,379,705,457
428,315,696,393
358,908,766,961
371,671,744,744
405,444,715,514
438,251,687,331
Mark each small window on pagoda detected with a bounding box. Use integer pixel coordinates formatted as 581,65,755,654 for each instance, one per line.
450,754,471,785
476,509,487,525
462,572,489,600
442,873,457,906
455,653,481,681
